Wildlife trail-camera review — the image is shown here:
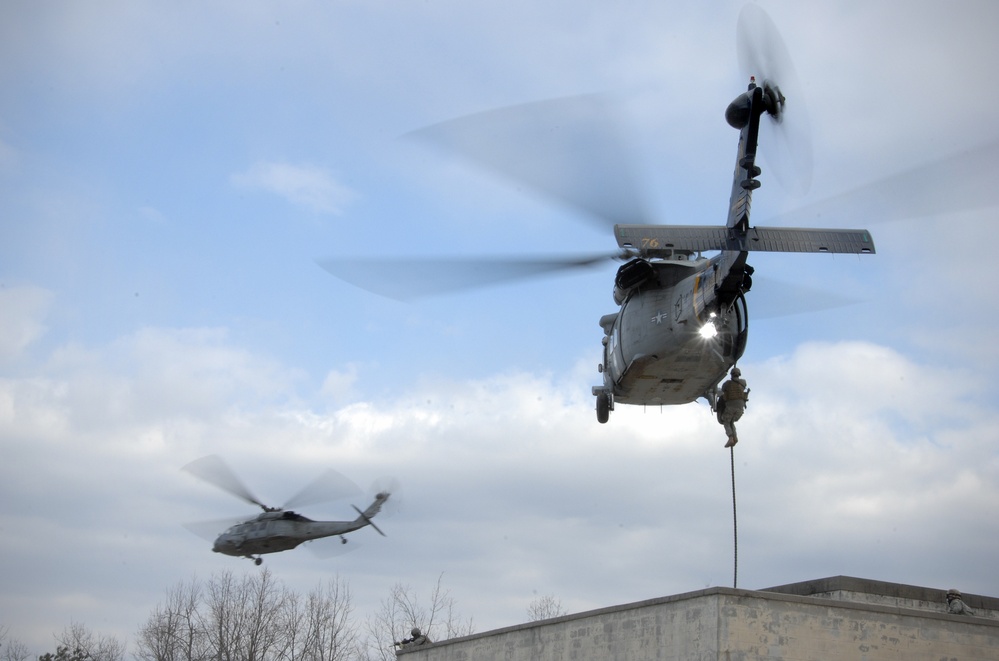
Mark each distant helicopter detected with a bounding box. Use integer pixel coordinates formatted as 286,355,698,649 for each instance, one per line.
319,6,992,423
183,455,393,565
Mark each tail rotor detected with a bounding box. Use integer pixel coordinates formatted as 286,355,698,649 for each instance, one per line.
736,4,813,196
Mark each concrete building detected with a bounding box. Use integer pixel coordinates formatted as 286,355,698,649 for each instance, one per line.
397,576,998,660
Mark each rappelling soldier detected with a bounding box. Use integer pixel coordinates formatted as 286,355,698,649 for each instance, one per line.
717,367,749,447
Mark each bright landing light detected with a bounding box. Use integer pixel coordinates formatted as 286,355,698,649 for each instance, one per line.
699,315,719,339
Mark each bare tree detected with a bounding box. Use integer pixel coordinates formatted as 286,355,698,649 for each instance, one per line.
202,569,288,661
203,570,244,661
0,626,30,661
274,590,305,661
136,570,358,661
135,578,206,661
300,577,357,661
526,594,567,622
243,569,287,661
1,641,29,661
359,584,408,661
54,622,126,661
360,573,474,661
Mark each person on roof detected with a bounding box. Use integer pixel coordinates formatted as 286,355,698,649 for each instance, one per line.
396,627,431,652
946,589,976,616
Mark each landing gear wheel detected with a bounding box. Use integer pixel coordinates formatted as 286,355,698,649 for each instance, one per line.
596,393,610,424
254,557,263,566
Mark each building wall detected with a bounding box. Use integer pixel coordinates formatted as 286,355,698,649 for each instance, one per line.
400,592,724,661
719,592,997,660
398,578,998,661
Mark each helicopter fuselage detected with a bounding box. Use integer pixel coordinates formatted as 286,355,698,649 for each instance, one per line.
210,491,390,560
594,249,748,418
212,512,363,557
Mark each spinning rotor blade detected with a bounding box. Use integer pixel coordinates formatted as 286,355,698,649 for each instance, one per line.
182,517,244,542
736,4,813,196
182,455,271,511
408,94,654,228
750,275,862,320
283,469,363,511
758,138,999,227
318,253,619,301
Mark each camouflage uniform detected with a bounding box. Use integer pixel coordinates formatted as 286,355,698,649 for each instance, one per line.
396,627,431,653
946,589,976,616
718,368,748,447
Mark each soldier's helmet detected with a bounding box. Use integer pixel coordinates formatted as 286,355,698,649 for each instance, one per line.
731,367,741,377
411,628,422,637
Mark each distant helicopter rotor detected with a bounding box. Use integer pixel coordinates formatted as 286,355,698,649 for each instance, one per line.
182,454,275,512
182,455,364,513
284,468,364,510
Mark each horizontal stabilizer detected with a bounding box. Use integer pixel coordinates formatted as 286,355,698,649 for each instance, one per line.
615,224,875,255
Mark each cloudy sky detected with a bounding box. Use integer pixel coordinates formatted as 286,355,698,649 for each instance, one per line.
2,0,998,654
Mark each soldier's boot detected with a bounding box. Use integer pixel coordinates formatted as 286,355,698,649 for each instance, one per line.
724,435,738,448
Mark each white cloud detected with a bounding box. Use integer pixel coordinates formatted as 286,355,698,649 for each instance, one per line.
320,363,361,403
0,285,52,363
230,161,357,215
1,326,997,653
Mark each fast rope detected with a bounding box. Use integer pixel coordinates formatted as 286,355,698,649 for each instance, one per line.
730,445,738,589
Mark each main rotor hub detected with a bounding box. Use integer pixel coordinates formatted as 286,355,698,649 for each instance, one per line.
725,77,785,130
760,80,785,121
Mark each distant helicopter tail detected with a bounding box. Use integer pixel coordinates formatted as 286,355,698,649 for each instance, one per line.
351,491,391,537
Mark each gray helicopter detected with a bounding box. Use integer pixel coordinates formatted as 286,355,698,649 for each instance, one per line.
319,6,994,423
589,5,877,422
183,455,392,565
